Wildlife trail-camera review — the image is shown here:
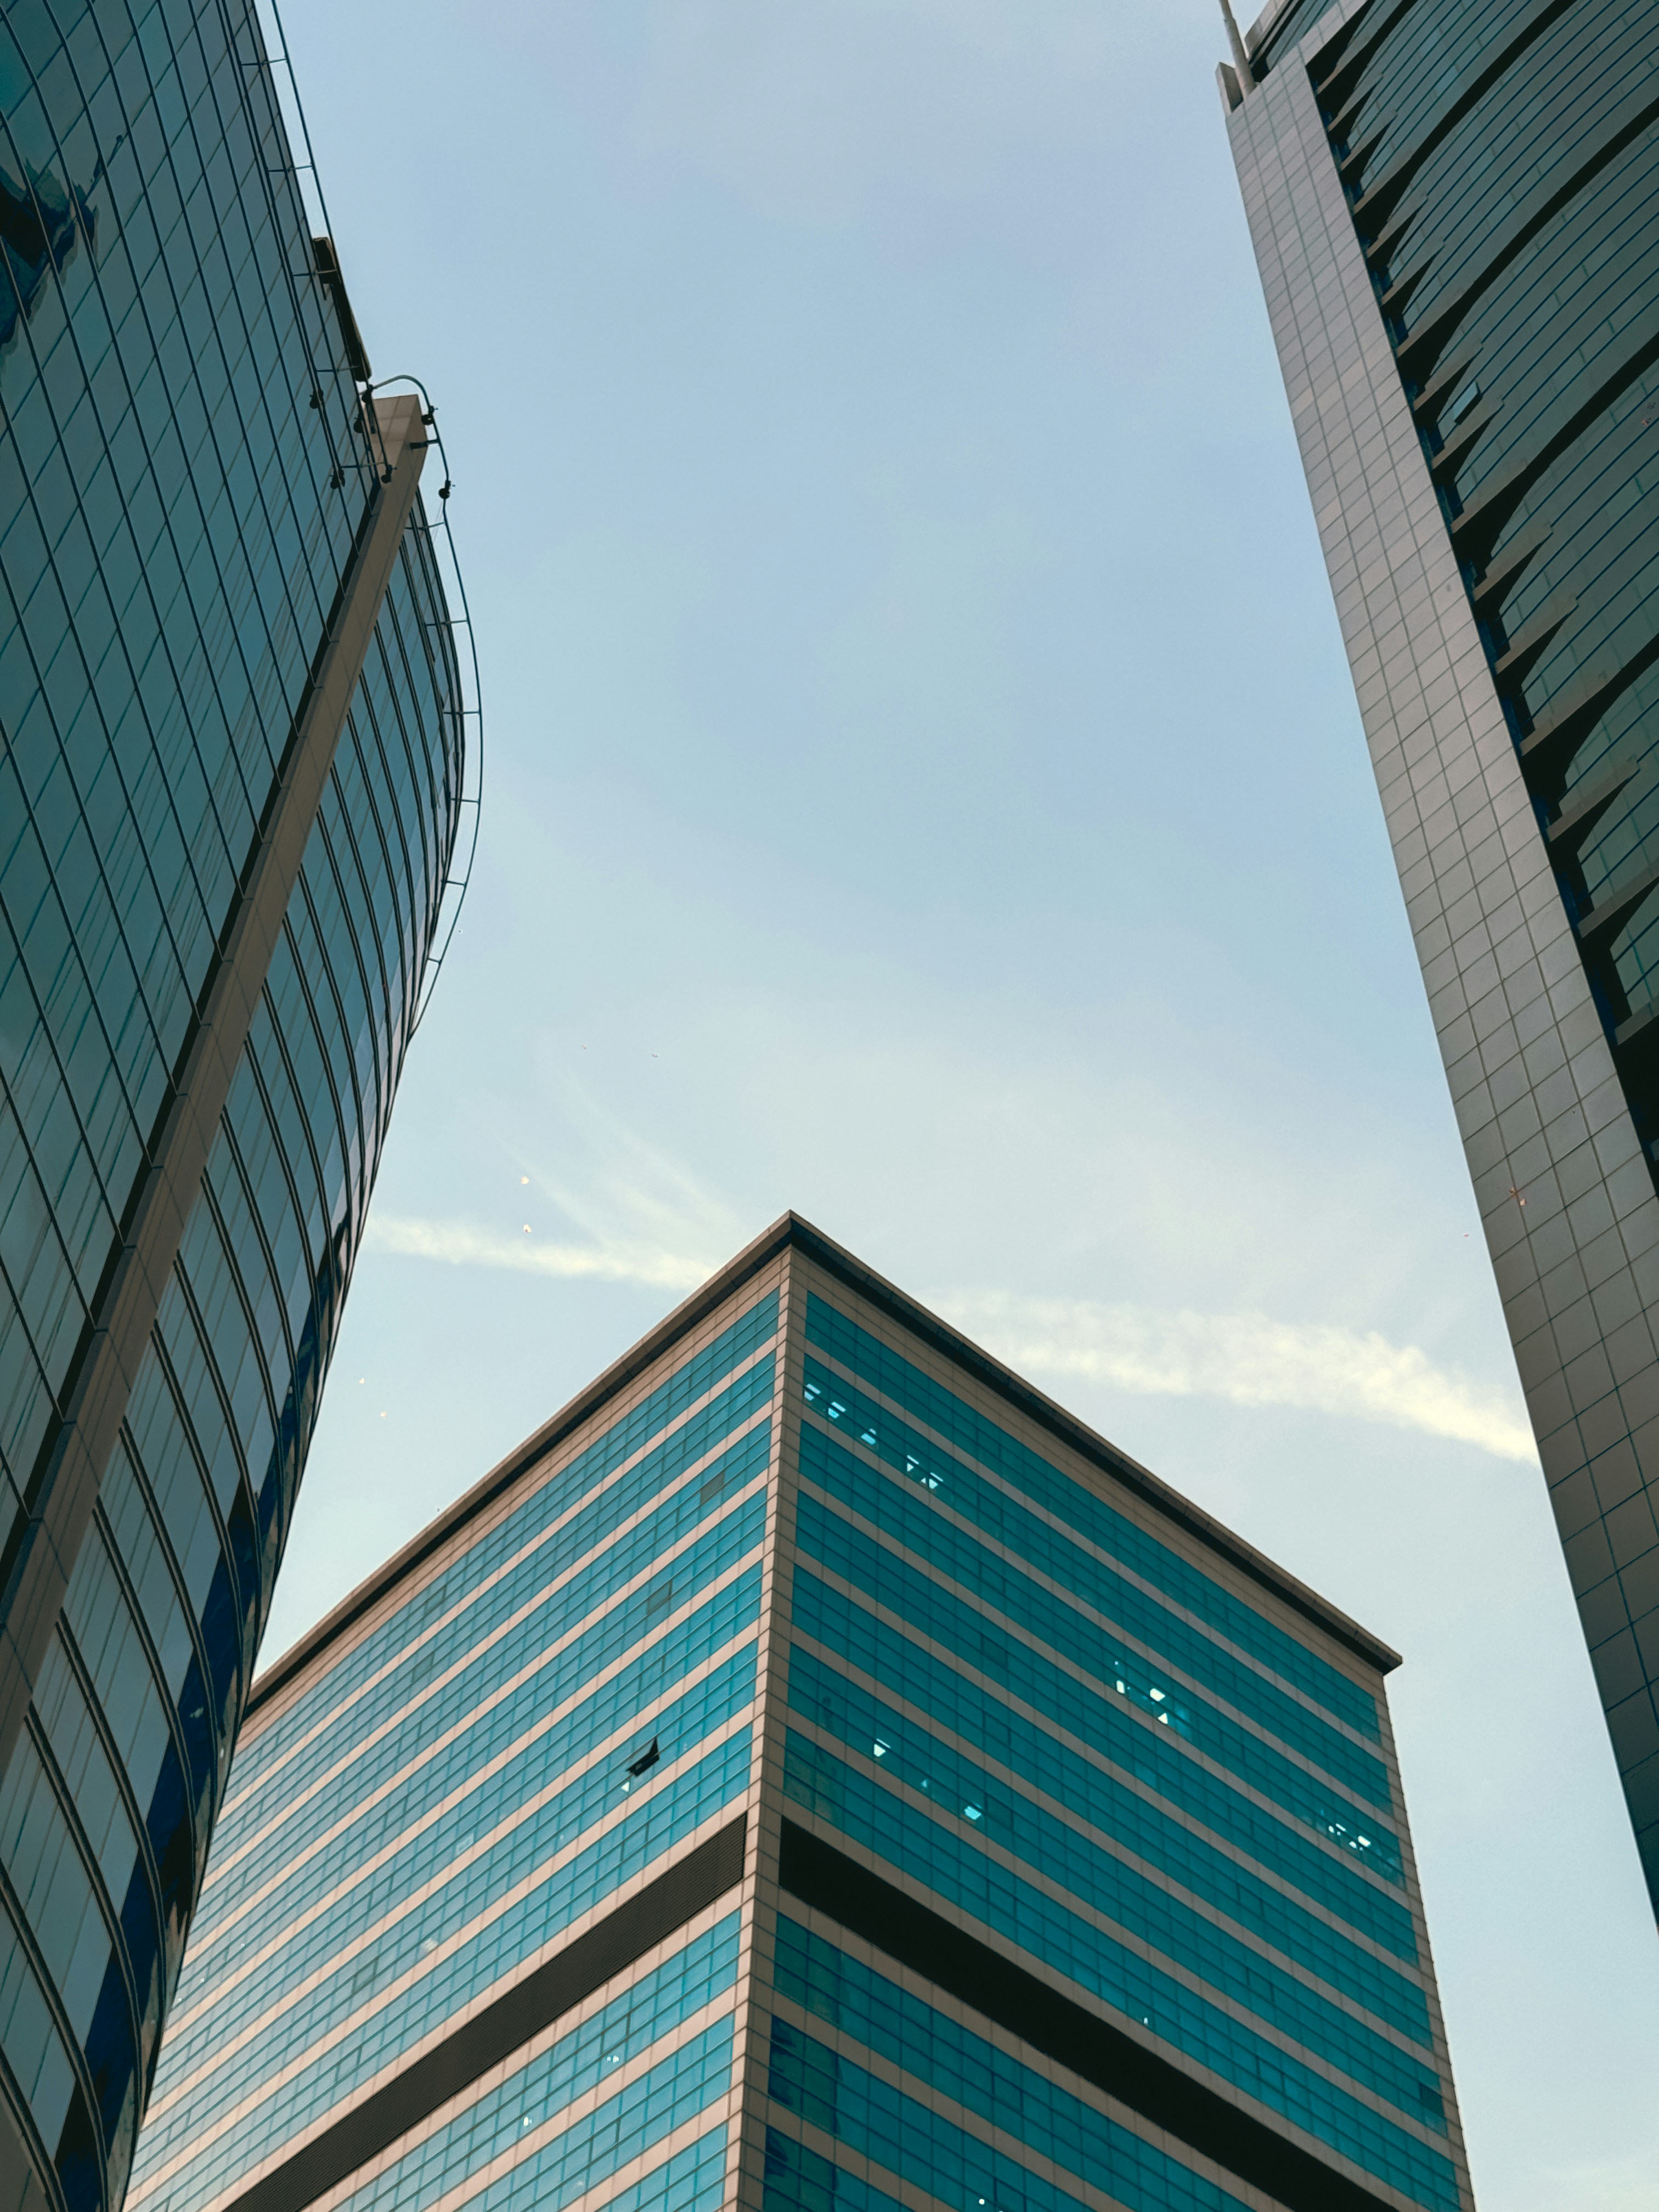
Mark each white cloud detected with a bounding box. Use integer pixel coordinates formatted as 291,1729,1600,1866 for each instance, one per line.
514,1085,754,1275
362,1080,756,1298
362,1195,1535,1466
936,1290,1538,1465
362,1214,711,1292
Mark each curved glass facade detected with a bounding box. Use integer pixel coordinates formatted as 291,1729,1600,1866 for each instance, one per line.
1225,0,1659,1911
0,1,464,2208
1254,0,1659,1130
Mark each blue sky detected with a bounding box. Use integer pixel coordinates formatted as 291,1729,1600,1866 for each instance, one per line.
259,2,1658,2202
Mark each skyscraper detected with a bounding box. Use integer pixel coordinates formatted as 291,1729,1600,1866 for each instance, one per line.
1216,0,1659,1912
131,1216,1471,2212
0,1,467,2207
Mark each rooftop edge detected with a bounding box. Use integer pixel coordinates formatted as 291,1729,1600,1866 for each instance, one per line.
246,1210,1401,1719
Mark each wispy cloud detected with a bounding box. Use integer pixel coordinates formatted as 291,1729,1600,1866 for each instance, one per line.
362,1090,752,1297
938,1291,1537,1465
363,1215,711,1292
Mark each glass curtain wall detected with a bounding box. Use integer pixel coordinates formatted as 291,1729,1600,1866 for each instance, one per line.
763,1279,1470,2212
0,1,465,2207
126,1291,777,2212
125,1224,1472,2212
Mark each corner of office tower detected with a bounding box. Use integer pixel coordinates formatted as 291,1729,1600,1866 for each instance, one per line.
136,1215,1469,2212
1211,0,1659,1920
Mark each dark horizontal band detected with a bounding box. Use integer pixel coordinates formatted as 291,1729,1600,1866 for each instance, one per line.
221,1815,748,2212
777,1819,1407,2212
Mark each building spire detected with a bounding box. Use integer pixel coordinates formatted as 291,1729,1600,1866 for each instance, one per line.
1219,0,1254,89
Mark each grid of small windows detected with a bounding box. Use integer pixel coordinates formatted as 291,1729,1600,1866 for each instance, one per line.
0,1,463,2209
331,1916,740,2212
797,1364,1385,1800
218,1301,777,1829
788,1561,1414,1956
783,1641,1425,2047
155,1647,757,2103
1327,0,1659,1047
777,1736,1453,2209
794,1425,1395,1861
765,1921,1257,2212
195,1562,763,1982
784,1301,1455,2207
801,1294,1380,1739
453,2025,733,2212
132,1622,755,2209
592,2132,730,2212
132,1721,753,2212
197,1445,769,1937
127,1322,772,2212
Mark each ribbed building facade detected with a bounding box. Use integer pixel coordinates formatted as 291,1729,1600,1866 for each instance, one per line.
129,1218,1471,2212
1217,0,1659,1911
0,2,465,2208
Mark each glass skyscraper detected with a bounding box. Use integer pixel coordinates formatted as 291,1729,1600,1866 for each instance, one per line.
0,1,465,2208
130,1216,1471,2212
1216,0,1659,1912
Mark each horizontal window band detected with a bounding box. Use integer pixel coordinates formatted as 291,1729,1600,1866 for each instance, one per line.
215,1814,748,2212
1489,587,1576,697
1346,0,1580,236
1573,862,1659,954
1338,126,1386,186
791,1281,1398,1676
1450,311,1659,574
1310,0,1407,115
1615,994,1659,1052
1470,516,1550,619
1390,91,1659,389
1519,627,1659,794
1547,759,1640,859
1378,257,1431,320
776,1819,1413,2212
1430,396,1499,486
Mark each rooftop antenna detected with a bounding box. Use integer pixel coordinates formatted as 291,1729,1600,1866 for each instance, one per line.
1219,0,1254,89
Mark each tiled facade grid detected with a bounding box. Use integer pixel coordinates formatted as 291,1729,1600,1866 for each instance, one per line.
1226,1,1659,1905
